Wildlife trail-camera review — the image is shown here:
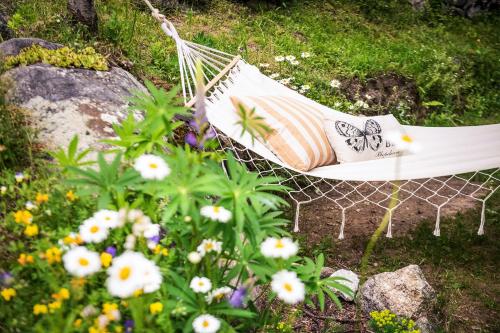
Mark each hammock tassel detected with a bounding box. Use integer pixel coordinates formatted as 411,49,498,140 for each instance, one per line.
338,209,346,240
478,202,486,236
293,203,301,232
433,208,441,236
386,210,393,238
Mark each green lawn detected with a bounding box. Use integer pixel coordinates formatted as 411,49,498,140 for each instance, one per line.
4,0,500,126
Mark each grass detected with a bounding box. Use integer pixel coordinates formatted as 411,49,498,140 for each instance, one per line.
3,0,499,125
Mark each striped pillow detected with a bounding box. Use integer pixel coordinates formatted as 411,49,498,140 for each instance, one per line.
230,95,336,171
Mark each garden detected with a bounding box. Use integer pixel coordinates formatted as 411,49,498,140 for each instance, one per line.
0,1,499,332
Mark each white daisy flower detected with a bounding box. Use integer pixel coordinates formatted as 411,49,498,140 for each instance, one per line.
197,239,222,257
143,223,161,238
63,246,101,277
192,314,221,333
15,172,24,183
301,52,311,58
333,102,342,108
291,85,298,90
290,60,300,66
200,205,232,223
142,257,162,293
106,251,147,298
271,270,305,304
81,305,98,318
0,185,6,194
93,209,120,229
385,131,421,153
269,73,280,79
124,234,136,250
188,251,202,264
134,154,170,180
274,56,285,62
79,218,109,243
260,237,298,259
301,85,310,91
259,63,270,68
285,55,296,62
190,276,212,293
206,286,232,304
330,79,341,89
279,78,291,85
25,201,37,211
354,100,369,109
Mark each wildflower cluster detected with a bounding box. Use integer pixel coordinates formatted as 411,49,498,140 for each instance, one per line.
0,82,351,332
369,310,421,333
259,52,314,94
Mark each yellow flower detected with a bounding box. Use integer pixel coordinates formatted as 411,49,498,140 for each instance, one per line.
48,300,62,312
100,252,113,268
102,302,118,314
24,224,39,237
1,288,16,301
18,253,34,265
149,302,163,314
114,326,123,333
133,289,143,297
74,318,82,328
35,193,49,204
14,210,32,224
71,277,86,288
45,247,62,264
33,304,48,315
153,245,169,256
66,190,77,202
52,288,70,300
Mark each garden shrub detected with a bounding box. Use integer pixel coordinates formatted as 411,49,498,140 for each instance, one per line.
2,45,108,71
0,81,351,332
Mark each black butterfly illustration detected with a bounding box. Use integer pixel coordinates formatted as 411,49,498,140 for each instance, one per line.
335,119,383,153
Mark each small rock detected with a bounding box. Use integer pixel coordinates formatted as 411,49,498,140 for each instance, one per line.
0,12,13,41
0,38,62,58
330,269,359,301
68,0,98,32
360,265,436,331
320,266,336,279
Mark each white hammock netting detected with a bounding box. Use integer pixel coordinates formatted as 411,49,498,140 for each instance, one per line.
142,2,500,238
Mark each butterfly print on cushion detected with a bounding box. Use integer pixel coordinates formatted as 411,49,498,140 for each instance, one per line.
335,119,383,153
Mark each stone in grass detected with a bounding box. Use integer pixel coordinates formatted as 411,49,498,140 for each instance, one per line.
329,269,359,302
0,38,147,154
0,12,13,41
68,0,98,32
360,264,436,333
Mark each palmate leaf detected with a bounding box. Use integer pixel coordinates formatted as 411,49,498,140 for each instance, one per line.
235,103,274,144
50,135,94,168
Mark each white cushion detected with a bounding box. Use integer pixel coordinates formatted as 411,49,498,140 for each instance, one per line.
323,113,406,163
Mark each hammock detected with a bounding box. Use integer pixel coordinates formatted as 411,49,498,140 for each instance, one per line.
142,1,500,238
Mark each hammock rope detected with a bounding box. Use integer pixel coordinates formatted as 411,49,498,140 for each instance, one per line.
141,1,500,238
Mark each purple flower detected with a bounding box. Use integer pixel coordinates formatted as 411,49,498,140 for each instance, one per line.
148,235,160,244
185,132,198,148
124,319,134,332
229,287,246,308
0,272,14,287
105,246,117,257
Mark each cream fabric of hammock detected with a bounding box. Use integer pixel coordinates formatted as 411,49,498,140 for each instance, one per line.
142,3,500,238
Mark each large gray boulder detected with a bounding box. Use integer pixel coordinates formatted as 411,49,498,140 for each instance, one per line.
0,38,146,153
0,38,62,57
360,265,436,332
